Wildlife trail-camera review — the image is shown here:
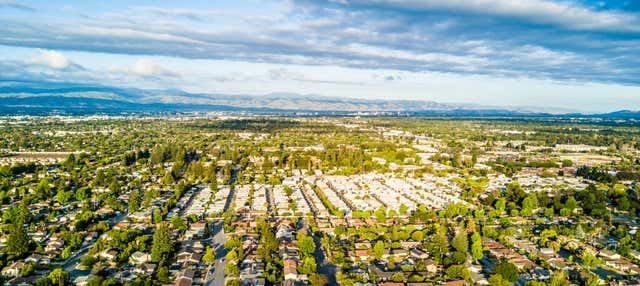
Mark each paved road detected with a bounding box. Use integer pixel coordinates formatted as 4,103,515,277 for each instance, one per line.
62,211,128,271
302,219,336,285
205,221,229,286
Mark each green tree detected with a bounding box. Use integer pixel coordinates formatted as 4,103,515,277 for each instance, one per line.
582,252,602,269
152,208,163,223
299,256,317,274
171,216,186,231
128,191,141,213
373,240,385,260
452,229,468,253
151,223,173,263
549,271,570,286
399,204,408,216
48,268,69,286
495,198,506,213
471,232,483,261
226,249,238,261
391,272,405,283
521,195,538,216
488,274,509,286
492,260,518,282
6,221,31,257
544,207,555,218
202,246,216,264
299,235,316,258
575,224,586,240
411,230,425,242
308,273,328,286
585,274,601,286
565,196,578,211
428,228,449,264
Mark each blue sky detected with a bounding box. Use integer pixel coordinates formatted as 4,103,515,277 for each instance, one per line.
0,0,639,112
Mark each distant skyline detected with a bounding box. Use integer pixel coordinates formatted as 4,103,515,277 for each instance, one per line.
1,0,640,112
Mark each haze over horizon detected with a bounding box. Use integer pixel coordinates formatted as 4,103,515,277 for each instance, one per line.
1,0,640,112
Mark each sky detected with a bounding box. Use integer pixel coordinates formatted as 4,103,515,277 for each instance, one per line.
0,0,639,112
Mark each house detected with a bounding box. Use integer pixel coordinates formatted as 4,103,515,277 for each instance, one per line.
600,249,622,260
1,262,25,278
283,259,298,281
99,249,119,261
133,263,156,276
73,275,97,286
630,250,640,261
5,275,41,286
348,249,370,261
443,280,469,286
175,276,193,286
410,248,430,260
25,254,51,265
129,251,151,265
45,239,64,253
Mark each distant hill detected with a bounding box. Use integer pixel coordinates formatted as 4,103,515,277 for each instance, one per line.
596,110,640,119
0,81,638,118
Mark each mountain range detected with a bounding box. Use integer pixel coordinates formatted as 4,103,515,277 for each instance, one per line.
0,81,638,118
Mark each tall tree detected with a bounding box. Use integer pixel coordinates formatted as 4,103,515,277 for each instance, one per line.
471,232,483,262
6,222,30,257
298,235,316,258
151,223,174,263
452,229,468,253
128,191,141,213
373,240,385,261
202,246,216,264
48,268,70,286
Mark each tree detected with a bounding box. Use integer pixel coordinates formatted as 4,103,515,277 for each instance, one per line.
575,224,586,240
373,240,385,260
48,268,69,286
495,198,506,213
152,209,163,223
492,260,518,282
391,272,405,283
549,271,570,286
445,264,470,280
375,206,387,223
582,252,602,269
488,274,509,286
128,191,141,213
299,256,317,274
155,266,171,283
171,216,186,231
544,207,555,218
471,232,483,261
224,263,240,276
565,196,578,211
202,246,216,264
521,195,537,216
399,204,408,216
151,223,173,263
452,229,468,253
299,235,316,258
226,249,238,261
6,221,31,257
308,273,328,286
64,153,76,171
411,230,425,242
428,228,449,264
586,274,601,286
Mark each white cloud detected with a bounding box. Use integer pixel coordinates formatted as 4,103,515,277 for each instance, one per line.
356,0,640,32
29,49,71,69
133,59,176,77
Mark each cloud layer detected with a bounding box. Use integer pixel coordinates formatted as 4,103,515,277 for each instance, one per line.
0,0,639,112
0,0,637,85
